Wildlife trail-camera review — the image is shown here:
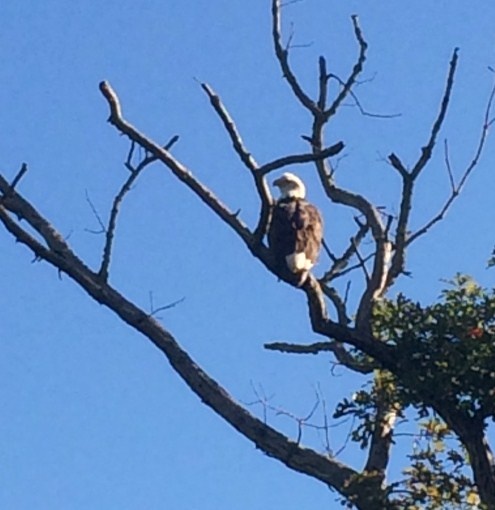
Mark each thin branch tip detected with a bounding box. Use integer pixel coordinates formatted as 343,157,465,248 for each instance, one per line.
165,135,180,151
99,80,122,121
10,163,29,190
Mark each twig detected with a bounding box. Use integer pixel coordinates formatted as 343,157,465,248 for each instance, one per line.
271,0,319,115
387,152,408,178
125,141,137,172
444,139,456,191
317,384,333,454
328,73,401,119
10,163,28,190
328,254,375,281
324,16,368,121
84,190,106,234
98,165,140,280
408,79,495,245
247,382,274,424
200,82,258,172
248,387,342,447
280,0,303,6
265,340,343,354
98,135,178,281
334,415,357,457
384,214,394,237
320,221,369,282
148,293,186,317
343,281,351,306
352,237,370,283
321,238,338,263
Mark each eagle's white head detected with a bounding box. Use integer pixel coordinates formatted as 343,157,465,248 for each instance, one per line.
273,172,306,200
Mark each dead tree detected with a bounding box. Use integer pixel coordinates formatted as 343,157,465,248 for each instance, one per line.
1,1,494,508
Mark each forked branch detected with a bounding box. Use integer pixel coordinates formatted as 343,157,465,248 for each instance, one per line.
272,0,392,330
408,79,495,245
99,81,256,251
386,49,459,286
272,0,319,115
99,135,179,281
325,15,368,120
200,82,272,243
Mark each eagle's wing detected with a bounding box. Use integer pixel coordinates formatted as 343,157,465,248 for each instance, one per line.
268,202,298,259
293,201,323,266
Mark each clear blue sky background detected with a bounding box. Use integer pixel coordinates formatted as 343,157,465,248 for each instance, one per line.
1,1,495,509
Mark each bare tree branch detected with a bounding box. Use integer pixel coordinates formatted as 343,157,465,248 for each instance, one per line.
271,0,320,115
265,340,373,375
99,81,402,374
98,135,178,281
407,79,495,245
303,276,398,369
386,49,459,287
272,0,391,329
352,237,371,283
98,82,402,376
148,293,185,318
99,81,257,252
320,219,369,282
411,49,459,180
443,139,456,191
325,254,375,282
324,16,368,121
84,190,106,234
2,1,495,506
310,134,390,331
258,141,344,176
201,82,258,172
200,82,273,244
0,181,396,507
10,162,28,190
387,153,408,178
328,73,401,119
318,56,329,111
0,175,78,259
320,283,350,325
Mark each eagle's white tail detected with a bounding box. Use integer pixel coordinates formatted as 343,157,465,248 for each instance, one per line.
286,252,313,272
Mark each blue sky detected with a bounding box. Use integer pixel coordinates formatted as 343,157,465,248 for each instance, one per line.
1,1,495,509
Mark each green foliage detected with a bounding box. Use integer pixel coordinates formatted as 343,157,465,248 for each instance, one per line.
487,248,495,269
374,274,495,417
334,275,495,508
333,371,398,449
398,417,481,509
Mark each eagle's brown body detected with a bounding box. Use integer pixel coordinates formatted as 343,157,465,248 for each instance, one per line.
268,195,323,286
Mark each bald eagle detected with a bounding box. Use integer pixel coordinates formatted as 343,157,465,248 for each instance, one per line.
268,173,323,286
